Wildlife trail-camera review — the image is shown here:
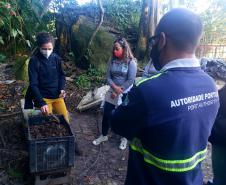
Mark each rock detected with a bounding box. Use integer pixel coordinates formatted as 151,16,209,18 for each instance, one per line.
0,80,15,84
13,55,30,81
66,77,74,82
200,58,226,81
77,85,109,111
71,16,115,71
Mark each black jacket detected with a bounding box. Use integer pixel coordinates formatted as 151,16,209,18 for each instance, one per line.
25,52,65,108
209,85,226,145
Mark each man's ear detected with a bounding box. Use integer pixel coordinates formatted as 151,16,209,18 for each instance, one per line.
158,32,166,50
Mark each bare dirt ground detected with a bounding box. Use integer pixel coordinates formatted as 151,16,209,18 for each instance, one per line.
69,111,129,185
69,111,213,185
0,63,213,185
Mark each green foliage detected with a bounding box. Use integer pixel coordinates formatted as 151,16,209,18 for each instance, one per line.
0,36,4,44
7,168,24,178
14,56,30,81
76,74,92,90
104,0,142,31
0,101,7,112
200,0,226,33
87,65,103,77
75,66,104,90
0,54,6,63
0,0,55,56
50,0,78,12
85,0,142,32
0,1,24,55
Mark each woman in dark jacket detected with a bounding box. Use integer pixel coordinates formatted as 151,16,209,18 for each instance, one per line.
27,32,69,122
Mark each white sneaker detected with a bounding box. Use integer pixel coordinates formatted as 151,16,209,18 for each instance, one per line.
92,135,108,145
119,137,127,150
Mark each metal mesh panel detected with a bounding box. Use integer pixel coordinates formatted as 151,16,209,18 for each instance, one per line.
196,32,226,60
197,44,226,60
36,141,68,171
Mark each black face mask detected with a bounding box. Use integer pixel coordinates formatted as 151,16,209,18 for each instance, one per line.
150,45,162,71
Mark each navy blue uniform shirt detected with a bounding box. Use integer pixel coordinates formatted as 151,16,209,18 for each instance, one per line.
111,58,219,185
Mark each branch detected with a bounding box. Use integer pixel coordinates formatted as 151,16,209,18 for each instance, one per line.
0,111,22,119
87,0,104,48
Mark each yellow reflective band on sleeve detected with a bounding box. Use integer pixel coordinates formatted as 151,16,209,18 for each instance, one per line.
136,72,164,86
130,138,207,172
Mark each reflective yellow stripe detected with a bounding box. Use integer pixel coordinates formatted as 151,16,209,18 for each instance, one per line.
136,72,164,86
130,138,207,172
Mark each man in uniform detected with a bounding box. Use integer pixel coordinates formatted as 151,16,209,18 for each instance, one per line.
111,8,219,185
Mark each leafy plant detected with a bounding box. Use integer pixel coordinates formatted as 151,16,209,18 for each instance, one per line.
103,0,142,31
7,168,24,178
75,65,104,90
85,0,141,32
75,74,91,90
0,101,6,112
0,0,55,56
0,53,6,63
87,65,103,77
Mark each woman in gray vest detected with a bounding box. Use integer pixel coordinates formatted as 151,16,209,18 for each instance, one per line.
92,37,137,150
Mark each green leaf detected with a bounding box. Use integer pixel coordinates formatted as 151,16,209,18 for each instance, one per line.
8,169,24,178
0,1,6,6
0,19,4,27
0,54,6,63
16,29,23,37
11,29,18,38
26,40,31,47
0,36,4,44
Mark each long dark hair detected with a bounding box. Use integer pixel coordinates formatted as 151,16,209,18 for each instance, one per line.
113,37,135,60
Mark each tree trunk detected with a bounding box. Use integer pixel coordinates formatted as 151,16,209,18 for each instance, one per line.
135,0,158,61
55,14,72,57
135,0,152,60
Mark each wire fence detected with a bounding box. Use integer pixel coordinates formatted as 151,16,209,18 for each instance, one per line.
196,32,226,61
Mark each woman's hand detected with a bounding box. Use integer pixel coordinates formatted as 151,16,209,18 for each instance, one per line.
41,105,49,115
112,84,123,95
111,92,118,99
59,90,66,98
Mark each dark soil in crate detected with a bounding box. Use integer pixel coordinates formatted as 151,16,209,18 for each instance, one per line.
30,121,70,139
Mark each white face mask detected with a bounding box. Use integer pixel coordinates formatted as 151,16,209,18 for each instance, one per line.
40,48,53,59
